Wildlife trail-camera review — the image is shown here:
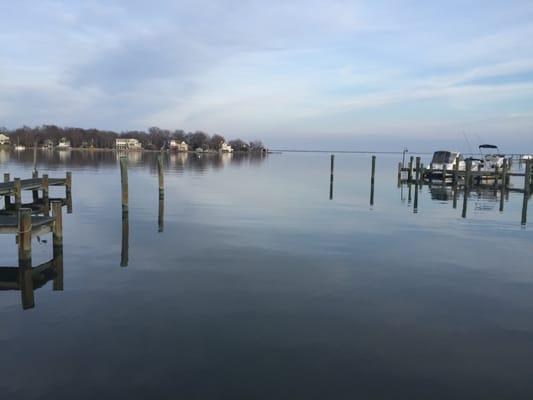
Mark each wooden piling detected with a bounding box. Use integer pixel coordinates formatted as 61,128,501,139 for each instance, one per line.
408,156,413,182
465,159,472,189
32,170,39,202
66,171,72,192
18,208,32,268
120,157,128,211
329,154,334,200
442,165,447,185
42,174,49,215
370,156,376,206
415,157,421,184
3,173,10,209
499,159,507,212
453,160,459,185
14,178,21,209
521,160,531,225
157,154,164,194
52,201,63,246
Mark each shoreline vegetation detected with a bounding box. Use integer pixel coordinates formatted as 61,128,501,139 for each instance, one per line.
0,125,265,152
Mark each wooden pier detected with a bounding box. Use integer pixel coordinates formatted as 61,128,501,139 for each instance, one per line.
0,170,71,309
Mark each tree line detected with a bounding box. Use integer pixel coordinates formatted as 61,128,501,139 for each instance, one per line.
0,125,265,151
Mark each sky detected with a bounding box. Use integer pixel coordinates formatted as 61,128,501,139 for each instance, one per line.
1,0,533,151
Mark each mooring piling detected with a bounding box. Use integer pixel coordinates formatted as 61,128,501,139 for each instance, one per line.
4,173,11,209
329,154,334,200
521,160,531,225
32,170,39,202
120,157,128,211
17,208,32,268
52,201,63,247
408,156,413,182
370,156,376,206
14,178,22,210
397,162,402,187
500,159,507,212
415,157,421,185
157,154,164,196
42,174,49,215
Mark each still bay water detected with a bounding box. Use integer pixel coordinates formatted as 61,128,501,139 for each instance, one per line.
1,149,533,399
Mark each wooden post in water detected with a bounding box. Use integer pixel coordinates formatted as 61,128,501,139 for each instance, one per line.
462,159,472,218
52,201,63,247
42,174,49,215
442,165,447,186
121,210,129,267
120,157,128,211
66,171,72,214
408,156,413,182
499,158,507,212
415,157,421,185
18,208,32,268
157,154,164,196
14,178,21,210
453,160,459,185
3,173,10,209
32,170,39,202
521,160,531,225
329,154,334,200
370,156,376,206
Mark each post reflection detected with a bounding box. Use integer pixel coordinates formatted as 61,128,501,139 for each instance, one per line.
0,244,64,310
121,210,129,267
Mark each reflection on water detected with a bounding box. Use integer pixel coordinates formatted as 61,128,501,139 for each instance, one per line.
1,150,533,399
0,244,63,310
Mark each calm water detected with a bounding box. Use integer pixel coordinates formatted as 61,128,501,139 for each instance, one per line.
1,149,533,399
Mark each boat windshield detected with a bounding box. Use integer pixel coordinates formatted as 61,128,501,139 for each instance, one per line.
431,151,456,164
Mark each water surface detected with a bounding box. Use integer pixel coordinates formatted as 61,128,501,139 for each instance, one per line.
1,149,532,399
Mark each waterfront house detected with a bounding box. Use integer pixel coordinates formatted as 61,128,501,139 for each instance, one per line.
0,133,10,146
169,140,188,152
220,142,233,153
116,138,143,150
57,137,71,149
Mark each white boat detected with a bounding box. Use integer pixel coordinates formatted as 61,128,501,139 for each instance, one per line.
478,144,505,170
429,151,466,178
14,145,26,151
522,154,533,161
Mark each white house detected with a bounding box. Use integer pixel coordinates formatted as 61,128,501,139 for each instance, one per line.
57,137,71,149
0,133,10,146
169,140,188,152
220,142,233,153
116,138,143,150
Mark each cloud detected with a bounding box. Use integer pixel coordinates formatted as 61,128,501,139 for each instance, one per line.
0,0,532,148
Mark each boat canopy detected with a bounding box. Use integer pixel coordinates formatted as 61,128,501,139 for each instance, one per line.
431,151,457,164
479,144,498,149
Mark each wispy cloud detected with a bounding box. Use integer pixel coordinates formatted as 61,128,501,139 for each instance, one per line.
0,0,532,149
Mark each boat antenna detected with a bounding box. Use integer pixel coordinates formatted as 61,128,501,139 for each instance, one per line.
462,131,474,156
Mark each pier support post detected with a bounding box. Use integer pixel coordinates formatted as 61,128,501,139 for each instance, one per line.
370,155,376,206
14,178,21,210
462,160,472,218
157,154,164,196
3,173,10,209
120,157,128,211
52,201,63,247
18,208,32,268
66,171,72,214
521,160,531,225
32,170,39,202
500,159,507,212
329,154,334,200
415,157,421,185
42,174,49,215
408,156,413,182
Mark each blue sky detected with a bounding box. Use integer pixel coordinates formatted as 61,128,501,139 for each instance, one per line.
1,0,533,151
